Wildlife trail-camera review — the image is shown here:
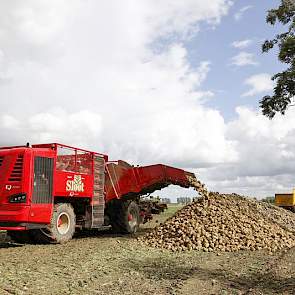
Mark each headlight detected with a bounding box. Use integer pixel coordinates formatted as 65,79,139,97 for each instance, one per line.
9,193,27,203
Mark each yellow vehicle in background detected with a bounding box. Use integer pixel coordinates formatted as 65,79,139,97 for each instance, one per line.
275,189,295,212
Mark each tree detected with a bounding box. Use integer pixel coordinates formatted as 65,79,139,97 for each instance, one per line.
161,198,171,204
261,196,275,204
260,0,295,118
176,197,191,204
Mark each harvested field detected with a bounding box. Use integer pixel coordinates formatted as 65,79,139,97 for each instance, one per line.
0,204,294,294
0,173,295,294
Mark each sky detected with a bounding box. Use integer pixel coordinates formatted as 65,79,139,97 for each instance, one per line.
0,0,294,200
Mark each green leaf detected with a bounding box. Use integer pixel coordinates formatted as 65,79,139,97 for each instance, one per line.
261,0,295,118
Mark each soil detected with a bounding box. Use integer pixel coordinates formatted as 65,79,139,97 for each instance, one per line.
0,205,294,295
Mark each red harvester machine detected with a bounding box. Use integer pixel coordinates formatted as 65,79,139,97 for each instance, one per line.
0,143,196,243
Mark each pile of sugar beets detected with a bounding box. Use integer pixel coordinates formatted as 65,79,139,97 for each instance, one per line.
140,177,295,252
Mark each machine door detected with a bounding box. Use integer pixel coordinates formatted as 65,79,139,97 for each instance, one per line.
29,156,54,224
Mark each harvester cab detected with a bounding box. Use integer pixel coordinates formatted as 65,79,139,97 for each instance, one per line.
0,144,55,228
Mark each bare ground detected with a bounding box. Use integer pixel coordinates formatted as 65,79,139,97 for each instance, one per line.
0,205,294,295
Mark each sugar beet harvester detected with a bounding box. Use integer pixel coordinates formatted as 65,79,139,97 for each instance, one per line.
0,143,196,243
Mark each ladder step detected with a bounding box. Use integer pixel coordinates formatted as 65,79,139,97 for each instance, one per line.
93,194,103,198
93,195,103,198
93,220,103,223
94,184,104,190
93,194,104,198
92,221,104,226
94,165,104,169
93,201,104,206
91,157,106,228
93,216,104,220
93,206,104,211
92,208,104,212
94,179,103,184
94,187,104,191
93,219,104,224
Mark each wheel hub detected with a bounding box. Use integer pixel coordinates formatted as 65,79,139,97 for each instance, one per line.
128,211,137,228
56,212,70,235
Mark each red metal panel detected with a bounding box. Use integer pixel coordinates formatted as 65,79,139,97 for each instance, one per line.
0,148,30,206
105,162,193,202
32,143,108,160
28,148,55,224
28,204,53,223
0,205,30,223
55,171,94,198
0,147,56,225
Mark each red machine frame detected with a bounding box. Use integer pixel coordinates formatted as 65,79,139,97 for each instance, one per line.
0,143,195,233
0,143,107,230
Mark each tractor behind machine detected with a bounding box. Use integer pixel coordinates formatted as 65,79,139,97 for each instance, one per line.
275,189,295,212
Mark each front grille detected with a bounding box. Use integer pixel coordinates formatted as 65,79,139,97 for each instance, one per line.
32,157,53,204
8,155,23,182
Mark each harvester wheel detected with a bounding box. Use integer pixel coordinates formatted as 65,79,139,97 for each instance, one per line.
31,203,76,244
111,200,140,234
7,230,32,244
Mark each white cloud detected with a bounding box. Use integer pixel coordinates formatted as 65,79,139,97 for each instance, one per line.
0,110,103,149
28,110,102,146
231,51,258,66
1,1,294,200
242,73,274,97
0,0,233,165
199,107,295,197
234,5,253,21
0,50,4,63
158,107,295,200
0,48,236,167
1,115,20,129
145,0,234,39
0,49,12,81
231,39,253,49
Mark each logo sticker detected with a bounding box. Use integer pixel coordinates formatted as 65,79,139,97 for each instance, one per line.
66,175,85,192
5,185,12,191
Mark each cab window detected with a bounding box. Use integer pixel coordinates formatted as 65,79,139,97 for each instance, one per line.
56,147,92,175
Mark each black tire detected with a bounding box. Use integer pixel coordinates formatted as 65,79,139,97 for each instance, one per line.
31,203,76,244
110,200,140,234
7,230,32,244
151,208,160,214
